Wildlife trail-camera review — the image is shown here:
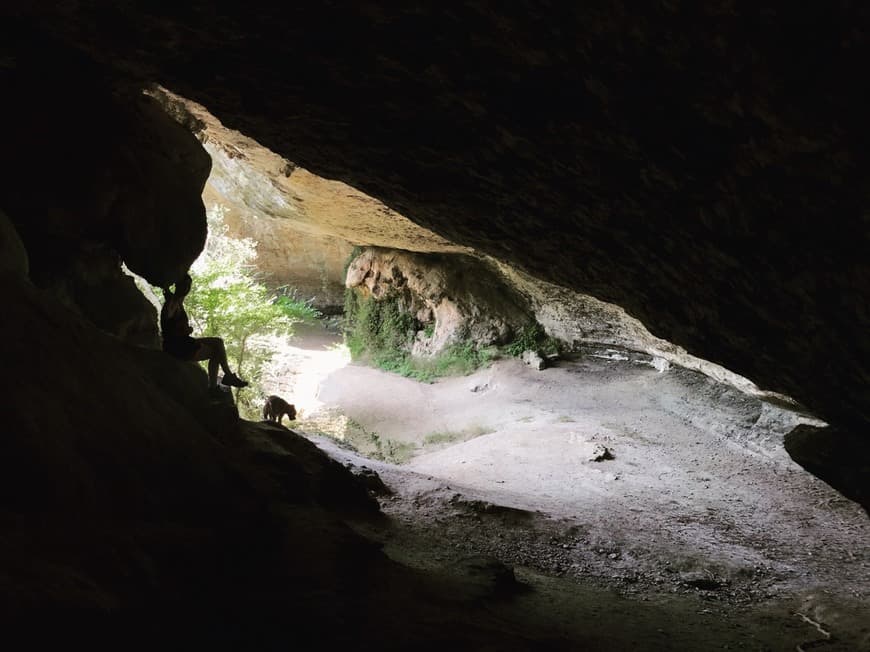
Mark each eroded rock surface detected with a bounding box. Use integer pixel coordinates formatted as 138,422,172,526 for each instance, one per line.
346,247,533,353
152,88,470,311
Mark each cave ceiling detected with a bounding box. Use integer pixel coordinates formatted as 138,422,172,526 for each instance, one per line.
2,2,869,431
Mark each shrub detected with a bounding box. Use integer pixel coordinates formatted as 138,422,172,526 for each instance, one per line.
273,287,321,322
181,205,307,417
504,322,563,357
343,287,492,381
128,203,316,419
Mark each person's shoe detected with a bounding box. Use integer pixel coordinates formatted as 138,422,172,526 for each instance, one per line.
221,372,249,388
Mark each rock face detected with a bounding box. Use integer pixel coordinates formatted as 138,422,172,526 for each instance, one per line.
498,261,788,400
0,53,210,344
346,247,533,354
0,275,231,518
1,67,210,290
205,181,354,312
153,88,469,312
0,209,29,278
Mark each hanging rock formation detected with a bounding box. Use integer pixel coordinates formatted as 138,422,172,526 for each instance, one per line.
0,50,210,345
346,247,533,354
152,88,469,312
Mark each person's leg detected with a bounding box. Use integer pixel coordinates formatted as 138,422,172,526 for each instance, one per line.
208,357,220,389
192,337,233,387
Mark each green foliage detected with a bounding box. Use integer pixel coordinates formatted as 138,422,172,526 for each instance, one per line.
423,431,461,446
344,288,415,361
382,439,415,464
273,287,321,322
504,323,545,356
343,418,416,464
424,342,495,379
183,204,303,418
343,287,493,382
504,322,563,357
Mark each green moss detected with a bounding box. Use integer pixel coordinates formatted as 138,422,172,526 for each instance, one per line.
273,288,321,322
382,439,416,464
424,424,495,446
423,431,461,445
343,287,493,381
504,322,564,357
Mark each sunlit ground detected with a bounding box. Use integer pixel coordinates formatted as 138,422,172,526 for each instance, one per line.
257,327,352,436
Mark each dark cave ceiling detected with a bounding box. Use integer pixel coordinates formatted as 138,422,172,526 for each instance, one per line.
2,2,869,432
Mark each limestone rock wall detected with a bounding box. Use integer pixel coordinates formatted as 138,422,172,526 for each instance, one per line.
201,184,353,312
154,88,470,311
497,261,778,399
346,247,533,354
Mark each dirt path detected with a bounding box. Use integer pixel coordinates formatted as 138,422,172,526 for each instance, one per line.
269,325,869,650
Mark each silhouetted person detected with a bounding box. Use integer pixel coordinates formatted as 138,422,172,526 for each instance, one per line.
160,273,249,395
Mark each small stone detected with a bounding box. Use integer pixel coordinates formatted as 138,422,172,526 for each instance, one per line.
650,357,670,373
589,444,614,462
521,349,547,370
679,571,725,591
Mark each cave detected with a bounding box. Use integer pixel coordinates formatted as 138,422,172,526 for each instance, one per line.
1,3,869,650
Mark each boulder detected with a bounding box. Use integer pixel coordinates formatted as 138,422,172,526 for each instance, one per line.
0,61,210,292
346,247,533,354
521,350,547,371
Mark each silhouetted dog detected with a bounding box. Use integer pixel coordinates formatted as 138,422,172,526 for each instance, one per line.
263,395,297,424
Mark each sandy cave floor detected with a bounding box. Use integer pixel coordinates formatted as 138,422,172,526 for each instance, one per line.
260,324,869,650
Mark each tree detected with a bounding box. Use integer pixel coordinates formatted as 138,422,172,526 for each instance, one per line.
183,204,304,416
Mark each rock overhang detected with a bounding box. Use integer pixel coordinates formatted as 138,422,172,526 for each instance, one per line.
2,2,869,432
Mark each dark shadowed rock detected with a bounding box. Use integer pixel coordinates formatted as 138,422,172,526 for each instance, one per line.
344,463,393,497
451,555,528,601
785,425,870,514
0,46,210,291
346,247,533,354
0,209,28,278
589,444,614,462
